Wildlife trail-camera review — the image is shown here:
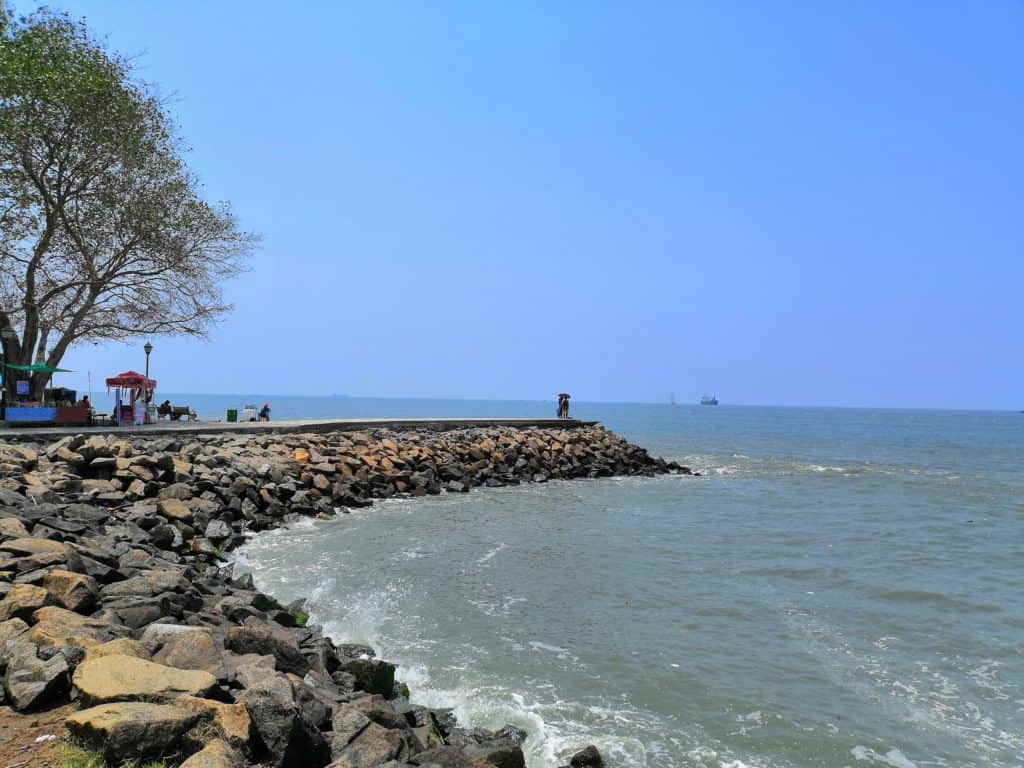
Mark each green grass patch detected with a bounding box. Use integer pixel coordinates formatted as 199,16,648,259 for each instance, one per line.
60,738,173,768
59,740,106,768
293,609,309,627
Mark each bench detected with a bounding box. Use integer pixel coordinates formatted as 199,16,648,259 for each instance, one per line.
170,405,196,421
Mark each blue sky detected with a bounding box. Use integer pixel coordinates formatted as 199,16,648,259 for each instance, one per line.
31,1,1024,409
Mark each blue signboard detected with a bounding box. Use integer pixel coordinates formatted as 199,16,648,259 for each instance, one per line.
15,380,29,396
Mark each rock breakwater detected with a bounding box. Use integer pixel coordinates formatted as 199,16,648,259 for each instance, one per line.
0,425,687,767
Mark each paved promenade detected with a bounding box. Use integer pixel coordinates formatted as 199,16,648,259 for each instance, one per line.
0,416,599,440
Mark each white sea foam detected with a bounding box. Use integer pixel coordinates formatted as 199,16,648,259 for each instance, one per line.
478,542,507,564
851,746,918,768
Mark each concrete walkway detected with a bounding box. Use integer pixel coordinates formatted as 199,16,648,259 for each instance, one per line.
0,417,599,441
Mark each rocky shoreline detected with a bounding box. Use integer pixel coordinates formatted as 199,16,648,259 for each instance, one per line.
0,424,688,767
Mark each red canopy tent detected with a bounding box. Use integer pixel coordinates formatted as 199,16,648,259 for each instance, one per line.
105,370,156,425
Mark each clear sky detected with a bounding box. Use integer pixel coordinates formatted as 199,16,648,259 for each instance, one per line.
31,1,1024,409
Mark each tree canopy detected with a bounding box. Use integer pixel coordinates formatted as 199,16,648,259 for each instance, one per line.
0,8,256,396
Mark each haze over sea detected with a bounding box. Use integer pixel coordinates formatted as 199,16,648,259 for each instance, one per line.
220,398,1023,768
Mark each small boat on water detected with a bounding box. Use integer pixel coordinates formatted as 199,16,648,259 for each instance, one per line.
701,394,719,406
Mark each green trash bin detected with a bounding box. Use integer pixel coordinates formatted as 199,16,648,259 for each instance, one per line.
226,409,238,423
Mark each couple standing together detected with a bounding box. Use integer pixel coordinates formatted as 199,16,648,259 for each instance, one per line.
557,393,571,419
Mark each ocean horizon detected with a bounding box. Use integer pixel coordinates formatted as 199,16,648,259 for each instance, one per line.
70,390,1022,422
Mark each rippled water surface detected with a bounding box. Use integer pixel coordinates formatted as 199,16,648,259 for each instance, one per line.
235,404,1024,768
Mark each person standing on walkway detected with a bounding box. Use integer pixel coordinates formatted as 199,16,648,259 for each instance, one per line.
558,393,571,419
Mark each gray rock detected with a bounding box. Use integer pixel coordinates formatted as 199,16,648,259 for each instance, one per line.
569,745,604,768
226,621,309,676
330,721,407,768
205,519,232,541
239,671,330,767
339,657,395,696
3,643,69,710
66,702,202,763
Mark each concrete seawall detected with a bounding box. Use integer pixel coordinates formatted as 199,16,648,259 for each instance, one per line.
1,417,600,441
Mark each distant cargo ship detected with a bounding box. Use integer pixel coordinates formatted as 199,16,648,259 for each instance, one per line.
701,394,719,406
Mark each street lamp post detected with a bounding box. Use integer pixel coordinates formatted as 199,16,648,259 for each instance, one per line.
144,342,153,423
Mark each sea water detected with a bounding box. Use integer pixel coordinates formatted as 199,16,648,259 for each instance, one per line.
233,402,1024,768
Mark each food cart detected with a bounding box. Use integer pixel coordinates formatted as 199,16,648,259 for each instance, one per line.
105,370,156,426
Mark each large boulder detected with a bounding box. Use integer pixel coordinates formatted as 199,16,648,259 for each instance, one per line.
66,702,202,763
239,672,330,767
329,721,408,768
225,621,309,676
28,606,131,647
338,657,395,696
72,654,218,705
83,638,152,663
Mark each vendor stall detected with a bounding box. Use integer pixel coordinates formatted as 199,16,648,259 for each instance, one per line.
106,370,156,426
3,363,81,426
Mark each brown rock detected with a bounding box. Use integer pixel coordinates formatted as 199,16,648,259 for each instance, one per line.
177,695,254,752
42,569,99,613
83,638,152,663
153,628,226,679
0,538,70,558
0,518,30,539
0,584,57,622
330,721,407,768
71,654,218,705
180,739,244,768
157,498,193,523
65,702,202,762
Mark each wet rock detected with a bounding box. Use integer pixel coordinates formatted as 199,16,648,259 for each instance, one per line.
463,742,527,768
569,744,605,768
339,657,395,696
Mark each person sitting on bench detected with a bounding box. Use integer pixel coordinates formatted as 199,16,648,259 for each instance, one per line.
157,400,173,419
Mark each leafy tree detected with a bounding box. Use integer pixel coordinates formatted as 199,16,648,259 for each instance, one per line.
0,8,256,399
